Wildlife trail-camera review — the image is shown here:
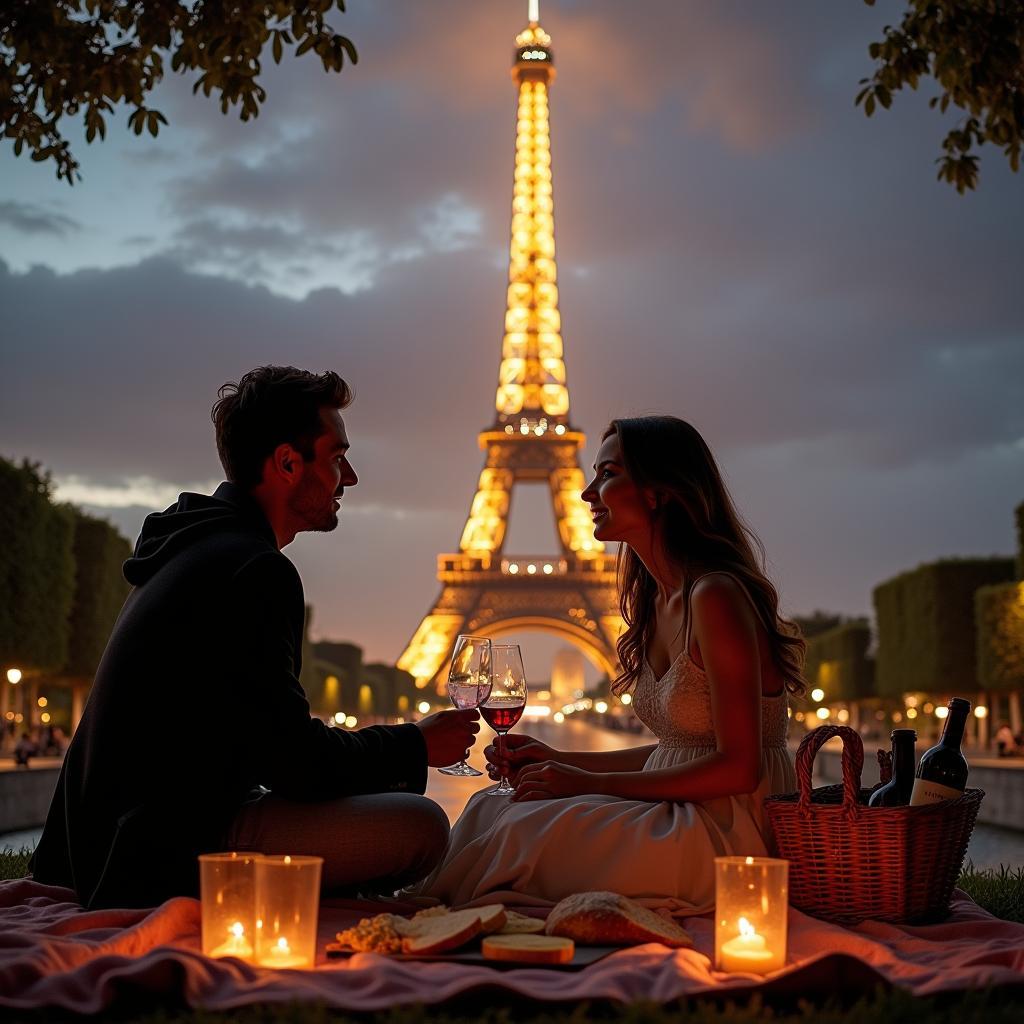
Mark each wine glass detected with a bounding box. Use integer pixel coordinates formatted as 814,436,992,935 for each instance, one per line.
438,635,492,777
482,644,528,796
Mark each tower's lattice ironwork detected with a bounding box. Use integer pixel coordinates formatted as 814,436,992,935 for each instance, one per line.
397,3,624,693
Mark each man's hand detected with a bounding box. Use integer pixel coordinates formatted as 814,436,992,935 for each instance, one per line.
485,733,559,785
510,761,597,802
416,709,481,767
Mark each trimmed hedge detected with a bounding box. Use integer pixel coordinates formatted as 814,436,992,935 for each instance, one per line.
64,509,132,679
0,459,75,672
803,619,874,701
976,581,1024,693
1016,501,1024,581
874,558,1015,698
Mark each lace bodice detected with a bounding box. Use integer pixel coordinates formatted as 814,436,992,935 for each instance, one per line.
632,652,790,751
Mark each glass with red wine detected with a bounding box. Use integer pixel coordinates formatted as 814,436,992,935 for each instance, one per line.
482,643,528,796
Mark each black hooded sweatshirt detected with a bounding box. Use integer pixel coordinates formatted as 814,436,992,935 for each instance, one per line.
30,482,427,908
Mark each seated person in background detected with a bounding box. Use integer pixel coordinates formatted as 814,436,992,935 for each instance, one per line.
14,732,37,768
994,723,1017,757
32,366,478,908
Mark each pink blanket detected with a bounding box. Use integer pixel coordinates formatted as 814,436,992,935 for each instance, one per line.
1,879,1022,1011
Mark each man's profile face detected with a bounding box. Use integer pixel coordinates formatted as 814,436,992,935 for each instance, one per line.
289,407,358,534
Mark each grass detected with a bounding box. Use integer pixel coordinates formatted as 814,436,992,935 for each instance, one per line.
2,848,1022,1022
1,845,31,880
958,861,1024,923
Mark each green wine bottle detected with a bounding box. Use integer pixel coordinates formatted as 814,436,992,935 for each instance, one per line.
910,698,971,806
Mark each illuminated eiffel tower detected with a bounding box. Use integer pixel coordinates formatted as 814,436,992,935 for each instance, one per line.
397,1,623,693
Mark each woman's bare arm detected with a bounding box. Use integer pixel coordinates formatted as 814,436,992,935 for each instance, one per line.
559,744,658,773
485,733,656,780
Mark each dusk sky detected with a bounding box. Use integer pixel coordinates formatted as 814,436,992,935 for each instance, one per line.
2,1,1022,675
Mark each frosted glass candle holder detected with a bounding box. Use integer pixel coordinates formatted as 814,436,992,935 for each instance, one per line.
199,852,260,962
254,855,323,969
714,855,788,974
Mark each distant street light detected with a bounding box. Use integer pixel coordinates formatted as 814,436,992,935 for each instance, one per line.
6,668,21,685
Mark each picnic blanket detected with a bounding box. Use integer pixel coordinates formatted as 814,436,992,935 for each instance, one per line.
1,878,1022,1011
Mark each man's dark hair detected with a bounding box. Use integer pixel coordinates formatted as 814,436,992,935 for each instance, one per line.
212,366,353,488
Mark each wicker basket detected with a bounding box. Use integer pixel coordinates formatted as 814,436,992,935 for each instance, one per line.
764,724,984,924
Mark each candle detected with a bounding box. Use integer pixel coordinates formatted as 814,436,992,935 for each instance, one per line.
718,917,774,973
209,921,254,959
714,856,788,975
258,935,308,969
199,853,260,963
254,855,323,969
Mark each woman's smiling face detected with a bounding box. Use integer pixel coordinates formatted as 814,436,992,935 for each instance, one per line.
581,431,654,545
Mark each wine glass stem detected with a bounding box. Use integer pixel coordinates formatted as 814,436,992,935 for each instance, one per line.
498,731,510,789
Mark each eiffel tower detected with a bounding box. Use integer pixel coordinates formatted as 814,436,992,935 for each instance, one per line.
397,1,623,694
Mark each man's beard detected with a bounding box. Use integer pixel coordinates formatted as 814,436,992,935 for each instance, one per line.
289,474,339,533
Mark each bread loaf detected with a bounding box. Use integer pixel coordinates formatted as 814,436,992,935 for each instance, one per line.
482,934,575,964
545,891,693,948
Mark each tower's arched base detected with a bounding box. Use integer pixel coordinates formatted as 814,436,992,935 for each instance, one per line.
398,561,623,694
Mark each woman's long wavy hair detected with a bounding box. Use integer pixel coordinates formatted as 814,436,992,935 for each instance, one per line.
607,416,806,698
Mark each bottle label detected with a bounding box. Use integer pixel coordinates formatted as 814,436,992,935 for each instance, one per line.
910,779,963,806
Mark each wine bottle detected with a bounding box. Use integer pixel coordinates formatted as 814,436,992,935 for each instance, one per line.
869,729,917,807
910,698,971,806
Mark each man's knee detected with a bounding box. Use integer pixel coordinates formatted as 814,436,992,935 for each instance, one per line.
407,796,450,871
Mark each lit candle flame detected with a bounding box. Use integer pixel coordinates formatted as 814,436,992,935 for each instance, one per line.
738,917,754,939
209,919,253,959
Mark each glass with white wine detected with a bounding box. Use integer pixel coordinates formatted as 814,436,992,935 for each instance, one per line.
437,634,492,777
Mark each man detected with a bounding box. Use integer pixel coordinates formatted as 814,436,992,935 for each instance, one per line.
32,366,478,908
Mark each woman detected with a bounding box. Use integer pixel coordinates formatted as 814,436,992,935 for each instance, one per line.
413,416,804,914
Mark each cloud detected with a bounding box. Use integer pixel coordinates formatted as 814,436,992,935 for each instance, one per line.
53,475,221,510
158,192,483,295
0,201,81,237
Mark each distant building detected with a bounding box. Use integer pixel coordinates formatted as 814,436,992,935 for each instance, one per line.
551,646,586,704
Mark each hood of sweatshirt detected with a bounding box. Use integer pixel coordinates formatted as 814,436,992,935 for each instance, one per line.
123,482,276,586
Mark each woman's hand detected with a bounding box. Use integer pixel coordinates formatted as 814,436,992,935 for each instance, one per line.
510,761,597,802
484,733,558,785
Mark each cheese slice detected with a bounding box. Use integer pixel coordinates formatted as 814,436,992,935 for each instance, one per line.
482,934,575,964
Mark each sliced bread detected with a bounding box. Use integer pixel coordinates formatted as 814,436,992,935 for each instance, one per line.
498,910,547,935
400,904,508,955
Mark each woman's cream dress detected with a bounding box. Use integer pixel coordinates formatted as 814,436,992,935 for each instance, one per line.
412,587,796,914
